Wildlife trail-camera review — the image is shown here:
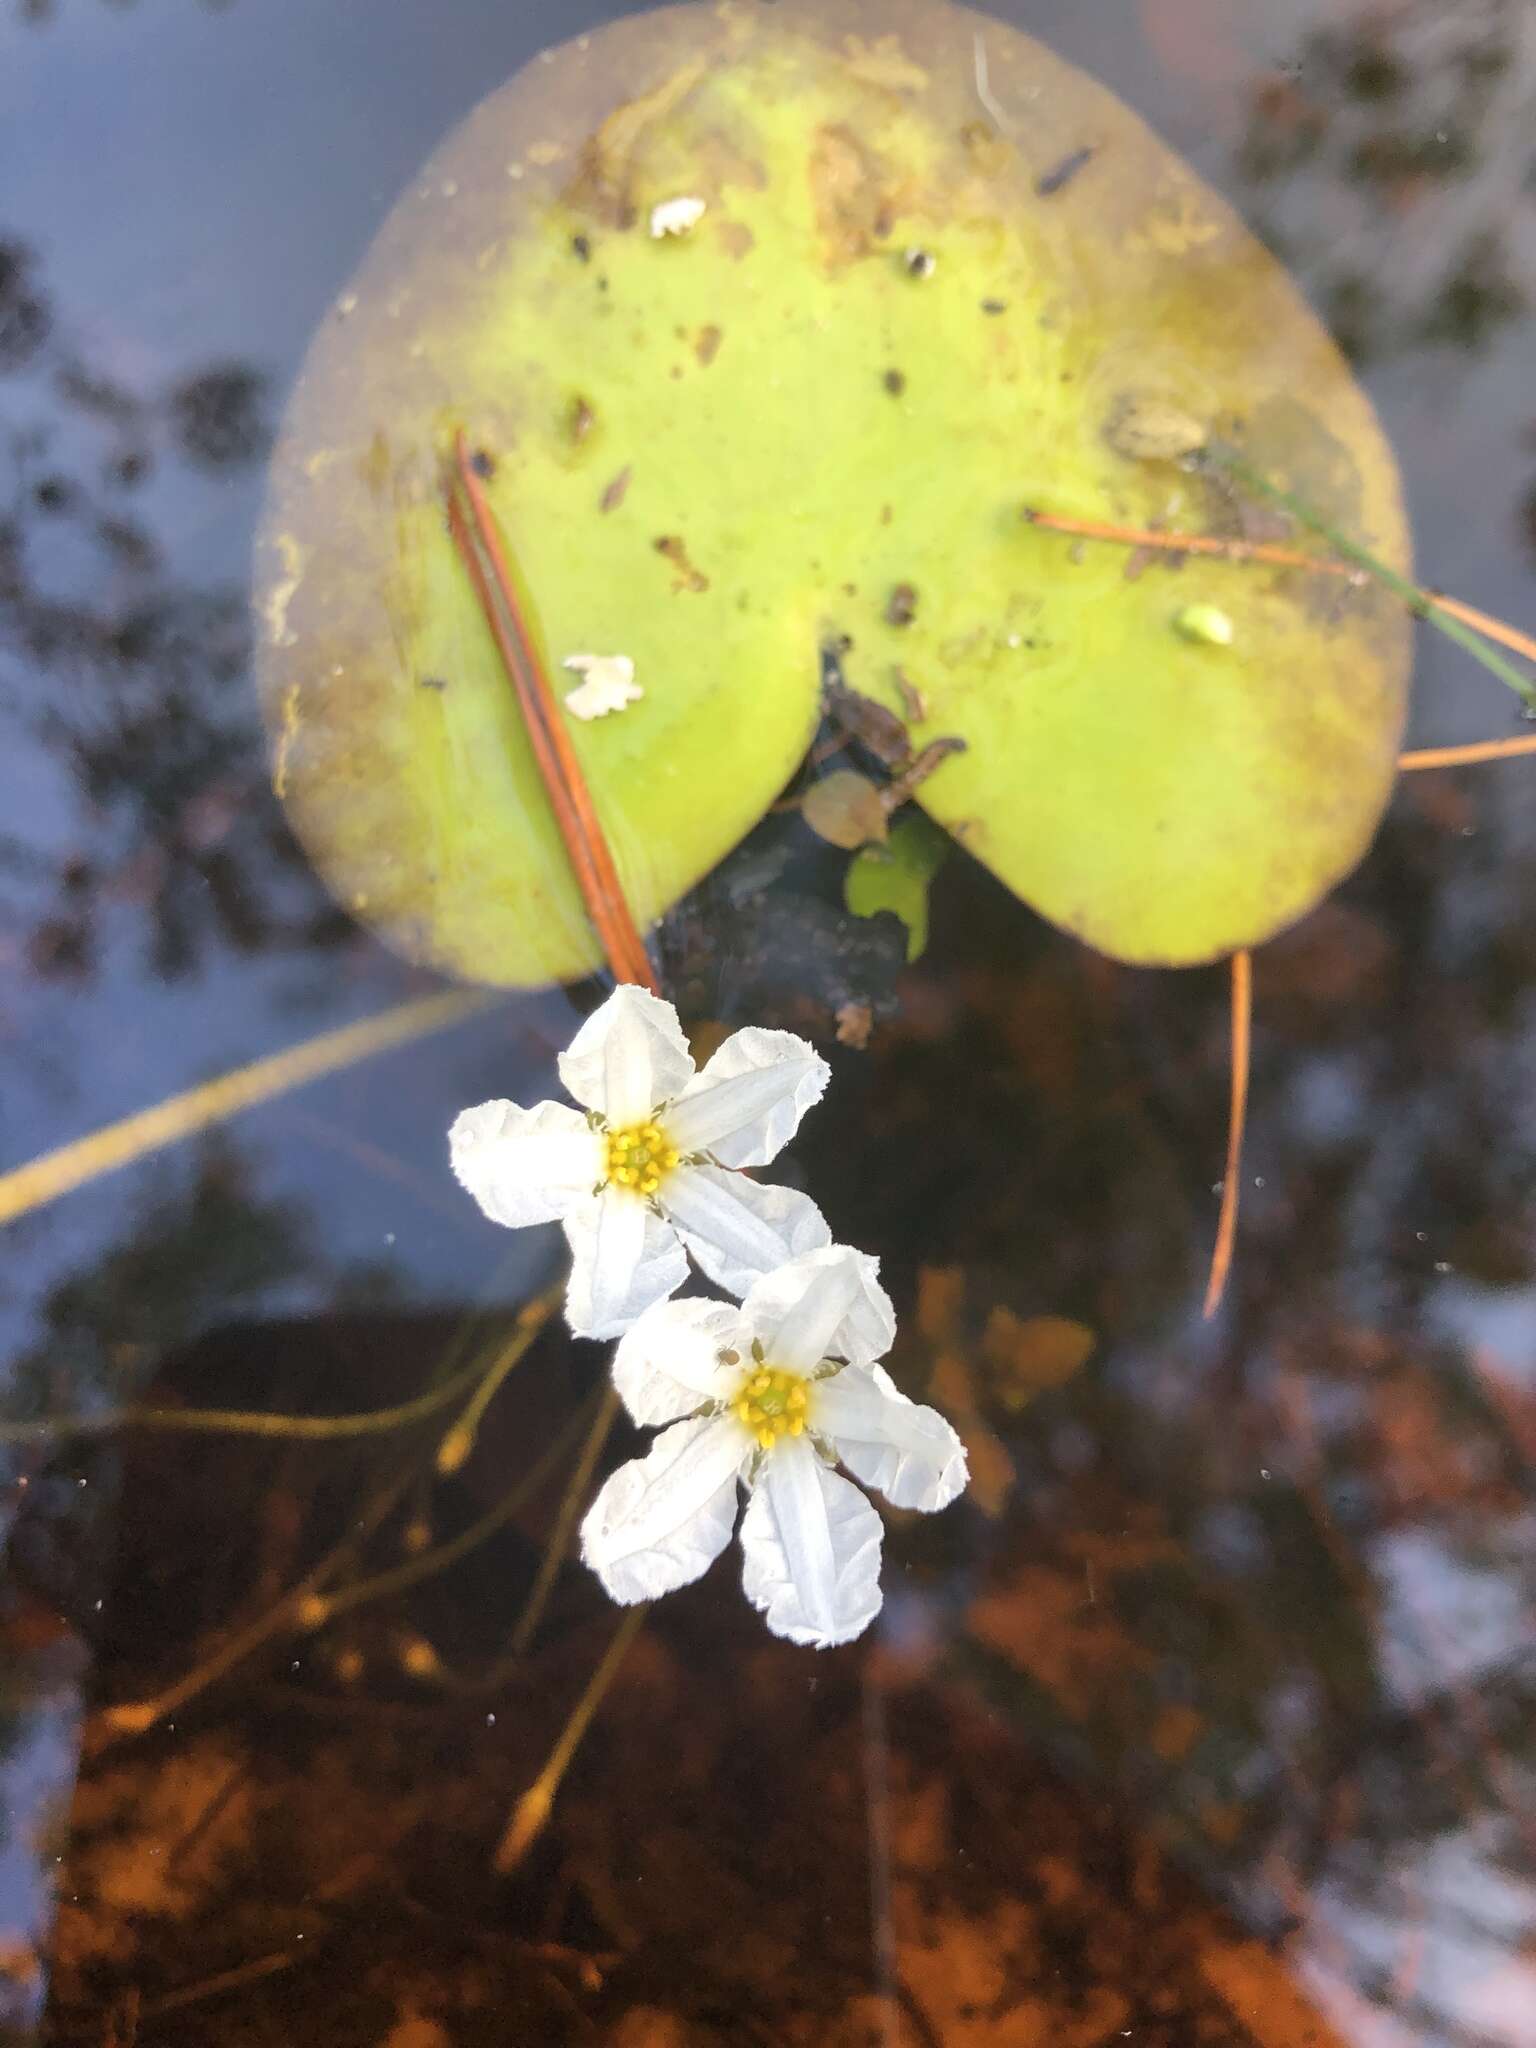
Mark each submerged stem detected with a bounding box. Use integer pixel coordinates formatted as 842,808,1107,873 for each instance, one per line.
509,1382,621,1656
1203,949,1252,1322
1,1284,561,1450
307,1393,597,1631
0,988,499,1232
494,1604,648,1874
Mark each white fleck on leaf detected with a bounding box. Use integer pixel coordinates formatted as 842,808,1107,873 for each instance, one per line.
562,652,643,720
650,195,707,238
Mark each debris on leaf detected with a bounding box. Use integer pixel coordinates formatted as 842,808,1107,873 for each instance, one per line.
884,581,919,627
883,735,967,809
561,652,642,720
653,533,709,592
823,667,913,770
1173,602,1235,647
650,195,706,238
894,668,927,722
598,464,632,513
1034,143,1097,197
801,769,890,849
1104,392,1208,462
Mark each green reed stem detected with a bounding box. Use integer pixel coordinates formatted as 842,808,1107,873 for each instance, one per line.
1207,443,1536,709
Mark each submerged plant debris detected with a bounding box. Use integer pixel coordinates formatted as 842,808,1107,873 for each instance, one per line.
255,0,1411,989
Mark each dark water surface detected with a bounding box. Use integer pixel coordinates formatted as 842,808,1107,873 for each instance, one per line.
3,1,1534,2043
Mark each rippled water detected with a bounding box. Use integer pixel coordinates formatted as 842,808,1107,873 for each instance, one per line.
3,2,1534,2043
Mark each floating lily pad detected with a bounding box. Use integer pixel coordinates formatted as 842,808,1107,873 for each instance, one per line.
254,0,1410,985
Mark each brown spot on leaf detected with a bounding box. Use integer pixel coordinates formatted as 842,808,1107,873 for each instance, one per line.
599,465,632,513
885,581,918,627
653,533,709,593
567,396,595,443
695,323,723,366
563,58,709,227
809,123,905,267
894,668,927,722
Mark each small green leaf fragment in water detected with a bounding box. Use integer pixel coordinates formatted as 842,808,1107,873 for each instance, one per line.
845,812,949,961
1174,603,1235,647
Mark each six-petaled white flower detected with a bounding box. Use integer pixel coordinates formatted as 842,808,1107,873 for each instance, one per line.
579,1246,969,1648
450,985,831,1340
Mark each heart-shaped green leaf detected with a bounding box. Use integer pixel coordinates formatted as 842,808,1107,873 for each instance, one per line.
254,0,1410,985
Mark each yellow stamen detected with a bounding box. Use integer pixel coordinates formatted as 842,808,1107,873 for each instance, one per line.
602,1117,680,1198
733,1363,814,1453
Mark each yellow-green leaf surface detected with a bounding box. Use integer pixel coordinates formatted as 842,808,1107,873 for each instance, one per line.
254,0,1411,984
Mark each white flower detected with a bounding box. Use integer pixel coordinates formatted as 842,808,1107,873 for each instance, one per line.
562,652,642,721
579,1246,969,1648
649,195,706,238
450,985,832,1340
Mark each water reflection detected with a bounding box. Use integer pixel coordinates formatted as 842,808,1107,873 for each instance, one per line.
0,241,349,987
2,0,1534,2043
1232,0,1534,367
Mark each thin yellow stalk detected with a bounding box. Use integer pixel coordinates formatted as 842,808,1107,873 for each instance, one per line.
494,1605,648,1873
0,988,499,1229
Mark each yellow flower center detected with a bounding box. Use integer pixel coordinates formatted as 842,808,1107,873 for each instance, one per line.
604,1119,680,1198
732,1365,811,1453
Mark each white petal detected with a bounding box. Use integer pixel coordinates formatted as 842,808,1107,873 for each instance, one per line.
449,1098,603,1229
558,985,694,1126
580,1416,744,1605
665,1027,830,1168
738,1436,883,1648
562,1188,689,1340
611,1295,745,1427
814,1363,969,1512
663,1165,830,1300
741,1245,896,1374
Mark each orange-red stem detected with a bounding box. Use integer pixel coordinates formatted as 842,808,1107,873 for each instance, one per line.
1399,735,1536,771
1021,508,1536,667
1203,949,1252,1321
447,434,658,992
